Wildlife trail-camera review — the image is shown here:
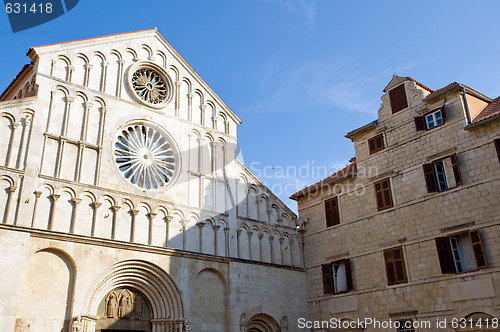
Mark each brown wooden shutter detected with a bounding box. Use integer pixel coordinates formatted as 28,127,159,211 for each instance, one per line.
368,138,376,154
374,181,384,210
368,134,385,154
423,163,438,192
325,197,340,227
384,247,406,285
435,237,456,274
344,258,353,291
414,116,426,131
441,105,448,122
494,139,500,163
382,179,393,208
322,263,334,294
450,154,462,185
393,247,407,283
469,230,487,268
376,134,385,151
375,178,393,211
389,84,408,113
383,249,396,285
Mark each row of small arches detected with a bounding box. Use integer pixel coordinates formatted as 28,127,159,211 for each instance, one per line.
50,47,234,135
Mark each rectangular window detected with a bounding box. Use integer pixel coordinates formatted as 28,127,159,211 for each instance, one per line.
494,139,500,163
415,106,447,131
389,84,408,113
383,246,407,285
321,259,353,294
435,230,487,274
374,178,393,211
422,154,462,192
324,197,340,227
368,133,385,154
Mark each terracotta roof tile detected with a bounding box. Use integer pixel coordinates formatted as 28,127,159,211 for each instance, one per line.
470,97,500,125
405,76,434,92
424,82,490,101
290,163,357,200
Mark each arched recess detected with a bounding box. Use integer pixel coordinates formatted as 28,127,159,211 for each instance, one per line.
246,313,280,332
191,268,227,332
16,248,76,332
82,260,186,332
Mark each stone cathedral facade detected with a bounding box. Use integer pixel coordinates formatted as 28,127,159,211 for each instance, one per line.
0,29,307,332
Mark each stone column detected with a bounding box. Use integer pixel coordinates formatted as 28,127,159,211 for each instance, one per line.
148,212,157,245
248,231,253,260
6,122,19,168
188,92,193,122
279,237,285,265
212,116,218,130
197,221,206,252
61,95,74,137
16,115,31,169
30,191,42,228
165,216,173,248
175,81,181,117
2,186,17,224
258,233,264,261
81,314,98,332
82,101,92,142
100,61,108,93
68,65,75,82
213,224,220,255
129,209,139,242
110,205,121,240
269,235,275,264
289,238,294,267
84,63,92,87
47,194,61,231
224,227,230,257
236,229,242,258
117,59,125,97
69,197,82,234
90,201,102,237
94,106,106,187
200,105,206,126
182,219,189,250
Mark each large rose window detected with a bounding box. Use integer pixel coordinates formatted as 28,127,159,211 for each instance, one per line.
114,124,177,190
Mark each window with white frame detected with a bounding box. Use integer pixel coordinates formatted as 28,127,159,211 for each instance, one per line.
425,109,444,129
435,230,487,274
415,105,447,131
321,259,353,294
423,154,462,193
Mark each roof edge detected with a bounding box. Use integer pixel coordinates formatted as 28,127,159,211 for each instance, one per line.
345,120,377,140
290,163,357,200
423,83,491,103
0,63,33,101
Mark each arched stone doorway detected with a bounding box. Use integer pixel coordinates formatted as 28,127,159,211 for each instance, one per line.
80,260,187,332
455,312,498,332
247,313,280,332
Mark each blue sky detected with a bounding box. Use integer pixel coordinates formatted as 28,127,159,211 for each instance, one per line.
1,0,499,211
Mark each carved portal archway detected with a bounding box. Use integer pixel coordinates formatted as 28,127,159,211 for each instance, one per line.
247,313,280,332
81,260,186,332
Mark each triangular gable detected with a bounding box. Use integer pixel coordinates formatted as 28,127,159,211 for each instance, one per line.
29,29,242,125
383,75,409,92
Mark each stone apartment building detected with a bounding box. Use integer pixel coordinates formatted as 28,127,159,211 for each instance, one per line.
291,76,500,331
0,29,307,332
